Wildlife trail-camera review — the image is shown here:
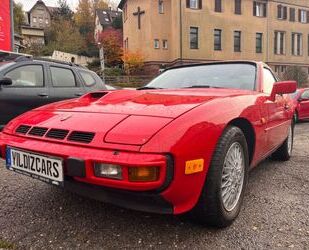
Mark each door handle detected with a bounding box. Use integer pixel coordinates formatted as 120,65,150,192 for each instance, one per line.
38,93,48,97
75,93,83,97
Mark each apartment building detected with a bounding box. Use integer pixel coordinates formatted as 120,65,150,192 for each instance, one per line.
118,0,309,75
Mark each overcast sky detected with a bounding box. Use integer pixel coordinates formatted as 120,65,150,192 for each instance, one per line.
15,0,121,11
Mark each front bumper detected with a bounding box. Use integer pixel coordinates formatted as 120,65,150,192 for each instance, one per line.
0,132,174,213
64,178,173,214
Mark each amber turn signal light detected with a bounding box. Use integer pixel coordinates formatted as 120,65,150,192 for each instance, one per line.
128,167,159,182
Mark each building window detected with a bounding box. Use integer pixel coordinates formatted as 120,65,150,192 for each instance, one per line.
292,33,302,56
33,17,37,23
214,29,222,51
154,39,160,49
215,0,222,12
190,27,198,49
234,31,241,52
186,0,202,9
290,8,295,22
162,40,168,49
39,17,43,23
235,0,241,15
256,33,263,53
45,19,49,24
299,9,307,23
159,0,164,14
274,31,285,55
281,65,286,73
277,5,287,20
253,1,267,17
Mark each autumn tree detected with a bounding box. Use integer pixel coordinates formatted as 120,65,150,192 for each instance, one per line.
44,19,85,55
98,28,123,66
54,0,74,21
13,1,25,33
122,52,145,75
283,66,309,87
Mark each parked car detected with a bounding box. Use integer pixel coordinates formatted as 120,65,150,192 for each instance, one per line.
290,88,309,122
0,61,296,227
0,57,107,131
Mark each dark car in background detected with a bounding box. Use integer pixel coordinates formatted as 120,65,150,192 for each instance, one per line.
0,56,107,130
290,88,309,122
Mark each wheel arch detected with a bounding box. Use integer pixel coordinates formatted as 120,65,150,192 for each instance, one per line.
227,118,256,165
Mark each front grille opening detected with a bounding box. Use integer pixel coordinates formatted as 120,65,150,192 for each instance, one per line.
28,127,48,137
15,125,31,134
46,129,69,140
67,131,95,144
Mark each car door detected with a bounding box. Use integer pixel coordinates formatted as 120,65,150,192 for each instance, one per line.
48,65,86,102
0,63,50,127
298,89,309,119
77,69,107,92
262,67,290,152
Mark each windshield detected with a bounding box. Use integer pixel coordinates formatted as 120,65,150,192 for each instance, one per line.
146,63,257,90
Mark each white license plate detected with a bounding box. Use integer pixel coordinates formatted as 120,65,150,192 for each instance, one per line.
6,147,64,186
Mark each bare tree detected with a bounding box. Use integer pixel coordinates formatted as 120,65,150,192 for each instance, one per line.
283,66,309,87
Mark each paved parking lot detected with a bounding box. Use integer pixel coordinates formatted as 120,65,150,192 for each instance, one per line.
0,123,308,249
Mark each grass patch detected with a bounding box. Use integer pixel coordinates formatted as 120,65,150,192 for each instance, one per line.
0,239,15,249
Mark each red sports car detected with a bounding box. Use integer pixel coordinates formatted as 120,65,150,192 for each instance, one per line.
290,88,309,122
0,61,296,227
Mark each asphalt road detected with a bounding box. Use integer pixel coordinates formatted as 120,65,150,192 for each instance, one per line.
0,123,308,249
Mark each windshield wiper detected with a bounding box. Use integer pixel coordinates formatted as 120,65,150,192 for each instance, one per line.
184,85,221,89
137,86,164,90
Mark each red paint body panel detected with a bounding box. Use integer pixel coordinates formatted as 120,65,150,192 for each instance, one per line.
0,61,295,215
291,88,309,120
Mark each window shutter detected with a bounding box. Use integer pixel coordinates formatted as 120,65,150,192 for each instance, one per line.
283,7,287,19
186,0,190,8
299,9,302,22
263,3,267,17
277,5,281,18
307,11,309,23
199,0,202,9
253,1,257,16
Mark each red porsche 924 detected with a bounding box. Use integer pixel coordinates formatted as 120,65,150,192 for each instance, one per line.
0,61,297,227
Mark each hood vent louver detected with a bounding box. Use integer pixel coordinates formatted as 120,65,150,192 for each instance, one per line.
15,125,31,134
67,131,95,144
14,125,95,144
46,129,69,140
28,127,48,137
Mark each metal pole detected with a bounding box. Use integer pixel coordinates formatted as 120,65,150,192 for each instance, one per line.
10,0,14,51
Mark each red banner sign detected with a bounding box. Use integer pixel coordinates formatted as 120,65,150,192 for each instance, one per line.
0,0,12,51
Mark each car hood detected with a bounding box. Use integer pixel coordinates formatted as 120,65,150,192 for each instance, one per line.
6,89,253,146
36,89,252,118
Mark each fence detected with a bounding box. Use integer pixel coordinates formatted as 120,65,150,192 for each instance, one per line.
104,75,155,88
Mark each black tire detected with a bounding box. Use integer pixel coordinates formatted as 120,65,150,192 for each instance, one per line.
191,126,249,228
271,123,294,161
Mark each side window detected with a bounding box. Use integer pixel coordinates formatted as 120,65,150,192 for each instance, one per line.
79,71,96,87
5,65,44,87
301,90,309,99
263,68,276,94
50,67,76,87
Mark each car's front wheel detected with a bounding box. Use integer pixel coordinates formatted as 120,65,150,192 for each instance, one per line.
191,126,249,228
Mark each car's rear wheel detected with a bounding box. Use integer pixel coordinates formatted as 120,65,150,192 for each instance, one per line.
271,123,294,161
191,126,249,228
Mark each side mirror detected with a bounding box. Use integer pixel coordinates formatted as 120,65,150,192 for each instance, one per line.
0,77,12,86
270,81,297,100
